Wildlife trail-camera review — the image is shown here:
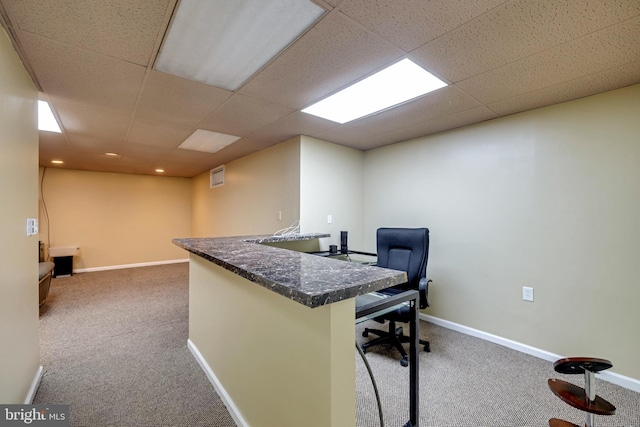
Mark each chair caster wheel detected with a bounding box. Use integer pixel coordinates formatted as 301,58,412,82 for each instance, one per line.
362,330,369,337
400,357,408,367
424,343,430,352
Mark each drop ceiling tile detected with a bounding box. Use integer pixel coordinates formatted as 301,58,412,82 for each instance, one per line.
20,32,146,113
54,102,129,141
322,0,341,7
338,0,507,51
170,147,218,162
38,131,71,152
127,118,193,149
457,17,640,104
250,111,338,144
414,0,640,82
75,160,146,176
199,94,293,137
154,149,220,177
71,151,125,165
379,106,498,144
66,135,124,154
346,86,481,136
121,142,172,160
239,11,404,109
310,125,389,151
4,0,174,65
488,62,640,116
136,71,233,127
202,137,279,167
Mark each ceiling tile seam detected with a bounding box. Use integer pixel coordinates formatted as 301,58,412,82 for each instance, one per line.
331,9,413,55
143,0,178,70
311,0,334,10
121,1,179,157
18,28,154,67
446,83,494,116
0,13,42,90
191,94,247,136
149,0,179,70
119,68,155,156
452,20,638,91
368,0,514,55
374,108,493,143
415,9,640,86
485,62,640,112
246,109,339,141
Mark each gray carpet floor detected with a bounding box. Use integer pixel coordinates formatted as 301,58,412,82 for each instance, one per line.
35,263,640,426
35,263,236,426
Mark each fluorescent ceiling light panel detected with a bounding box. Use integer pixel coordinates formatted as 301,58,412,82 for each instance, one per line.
38,100,61,132
155,0,324,91
178,129,241,154
302,58,448,124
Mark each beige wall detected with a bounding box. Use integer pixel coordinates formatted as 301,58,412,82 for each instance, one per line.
188,254,355,427
300,136,365,250
363,84,640,380
0,28,40,403
191,137,301,237
39,168,192,270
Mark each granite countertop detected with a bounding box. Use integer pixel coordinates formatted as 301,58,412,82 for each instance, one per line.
173,233,407,308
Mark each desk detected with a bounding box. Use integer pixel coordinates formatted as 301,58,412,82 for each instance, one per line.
312,250,420,426
356,290,420,427
173,234,407,427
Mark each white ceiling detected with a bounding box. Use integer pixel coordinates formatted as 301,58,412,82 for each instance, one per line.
1,0,639,178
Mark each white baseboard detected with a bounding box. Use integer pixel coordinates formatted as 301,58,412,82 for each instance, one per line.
421,314,640,393
187,339,249,427
24,365,43,404
73,258,188,274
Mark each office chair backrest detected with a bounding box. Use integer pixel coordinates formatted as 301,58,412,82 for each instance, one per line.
376,228,429,291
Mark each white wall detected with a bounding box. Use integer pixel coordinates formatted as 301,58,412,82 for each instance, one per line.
0,28,40,403
363,84,640,381
191,137,301,237
299,136,364,250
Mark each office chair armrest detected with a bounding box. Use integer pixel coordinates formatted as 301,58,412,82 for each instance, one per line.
419,277,432,309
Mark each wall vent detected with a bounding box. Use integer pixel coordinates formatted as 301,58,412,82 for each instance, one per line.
210,165,225,188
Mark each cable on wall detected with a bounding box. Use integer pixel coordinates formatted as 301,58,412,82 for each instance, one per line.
40,167,51,260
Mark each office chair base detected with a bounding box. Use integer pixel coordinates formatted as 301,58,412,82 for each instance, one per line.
362,324,430,366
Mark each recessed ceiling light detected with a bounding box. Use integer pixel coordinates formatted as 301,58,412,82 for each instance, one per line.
51,160,64,164
38,100,61,133
155,169,165,173
178,129,241,154
302,58,448,124
155,0,324,90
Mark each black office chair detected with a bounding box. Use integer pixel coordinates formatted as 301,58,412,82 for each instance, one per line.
361,227,431,366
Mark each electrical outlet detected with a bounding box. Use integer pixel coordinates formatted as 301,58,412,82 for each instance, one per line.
327,214,332,224
277,210,282,221
26,218,38,236
522,286,534,302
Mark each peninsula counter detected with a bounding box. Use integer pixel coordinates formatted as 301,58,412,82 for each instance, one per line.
173,233,406,427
